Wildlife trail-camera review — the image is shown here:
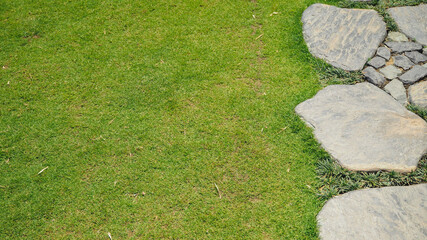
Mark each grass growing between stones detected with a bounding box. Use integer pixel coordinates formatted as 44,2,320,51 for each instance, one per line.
315,61,363,86
407,104,427,121
316,156,427,201
0,0,344,238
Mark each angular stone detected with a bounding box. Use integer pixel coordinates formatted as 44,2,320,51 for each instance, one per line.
385,41,422,53
318,184,427,240
295,82,427,172
362,67,386,87
409,81,427,109
384,79,408,106
393,55,415,70
399,65,427,84
424,48,427,56
376,47,391,60
388,4,427,45
302,4,386,71
405,51,427,64
367,56,386,69
386,31,409,42
379,65,402,80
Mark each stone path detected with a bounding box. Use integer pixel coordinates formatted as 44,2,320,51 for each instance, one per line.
317,184,427,240
299,3,427,239
302,4,386,71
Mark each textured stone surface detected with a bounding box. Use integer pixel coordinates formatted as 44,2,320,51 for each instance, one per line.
399,65,427,84
385,41,423,53
362,67,386,87
295,82,427,172
387,31,409,42
405,51,427,64
317,184,427,240
377,47,391,60
388,4,427,46
302,4,386,71
424,48,427,55
409,81,427,109
393,55,415,70
367,56,386,69
384,79,408,106
379,65,402,80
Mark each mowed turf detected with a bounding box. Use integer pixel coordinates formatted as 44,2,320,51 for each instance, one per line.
1,0,333,238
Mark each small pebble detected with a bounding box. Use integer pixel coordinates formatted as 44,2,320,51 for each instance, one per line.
405,51,427,64
379,65,402,80
393,55,414,70
368,57,386,69
386,31,409,42
377,47,391,60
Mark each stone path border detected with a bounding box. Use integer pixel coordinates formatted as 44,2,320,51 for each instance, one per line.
298,3,427,239
300,2,427,173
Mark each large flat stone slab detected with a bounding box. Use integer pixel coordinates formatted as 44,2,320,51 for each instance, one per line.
295,82,427,172
388,4,427,46
302,4,386,71
317,184,427,240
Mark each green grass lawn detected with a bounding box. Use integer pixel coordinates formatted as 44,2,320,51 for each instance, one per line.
1,0,350,239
